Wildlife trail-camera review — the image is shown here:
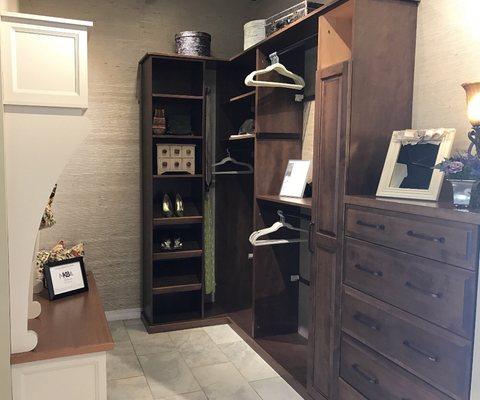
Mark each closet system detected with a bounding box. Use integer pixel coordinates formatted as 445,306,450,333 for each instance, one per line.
140,0,420,399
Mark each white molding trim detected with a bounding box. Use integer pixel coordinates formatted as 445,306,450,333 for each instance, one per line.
105,308,141,322
1,12,93,27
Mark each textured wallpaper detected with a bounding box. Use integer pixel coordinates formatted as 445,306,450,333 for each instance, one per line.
19,0,256,311
412,0,480,151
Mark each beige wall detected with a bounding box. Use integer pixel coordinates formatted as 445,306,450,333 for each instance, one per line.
18,0,254,311
412,0,480,150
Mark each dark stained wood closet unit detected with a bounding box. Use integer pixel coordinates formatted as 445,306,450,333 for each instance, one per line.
140,1,424,399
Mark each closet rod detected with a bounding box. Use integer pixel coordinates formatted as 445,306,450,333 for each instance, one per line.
272,33,318,59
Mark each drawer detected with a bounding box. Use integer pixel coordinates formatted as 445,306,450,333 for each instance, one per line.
341,335,452,400
156,144,170,158
182,158,195,175
344,238,476,339
338,379,367,399
342,286,472,400
157,158,172,175
181,145,195,158
345,205,478,270
170,159,182,172
171,146,182,158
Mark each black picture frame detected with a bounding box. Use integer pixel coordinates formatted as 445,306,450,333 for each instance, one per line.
43,257,89,300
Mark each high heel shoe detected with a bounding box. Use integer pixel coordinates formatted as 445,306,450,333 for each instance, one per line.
175,194,184,217
172,235,183,251
160,236,172,252
162,194,174,218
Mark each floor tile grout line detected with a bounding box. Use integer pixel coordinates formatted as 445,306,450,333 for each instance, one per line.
122,319,156,400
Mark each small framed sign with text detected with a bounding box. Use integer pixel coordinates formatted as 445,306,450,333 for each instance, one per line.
44,257,89,300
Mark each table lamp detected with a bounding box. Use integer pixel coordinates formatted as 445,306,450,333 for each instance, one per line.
462,82,480,157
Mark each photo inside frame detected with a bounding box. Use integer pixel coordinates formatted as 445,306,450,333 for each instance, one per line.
388,143,440,190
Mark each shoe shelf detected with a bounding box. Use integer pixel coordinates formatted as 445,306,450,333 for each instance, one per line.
153,203,203,226
152,274,202,295
141,54,206,329
153,174,204,179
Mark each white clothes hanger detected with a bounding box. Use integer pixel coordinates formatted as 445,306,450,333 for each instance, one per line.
212,150,254,175
249,210,308,247
245,52,305,92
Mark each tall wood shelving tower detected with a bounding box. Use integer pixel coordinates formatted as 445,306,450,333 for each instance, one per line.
140,54,209,330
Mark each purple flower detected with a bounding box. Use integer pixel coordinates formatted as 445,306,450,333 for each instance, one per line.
444,161,464,174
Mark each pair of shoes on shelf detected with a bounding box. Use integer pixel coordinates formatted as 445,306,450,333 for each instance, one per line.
160,235,183,252
162,193,184,217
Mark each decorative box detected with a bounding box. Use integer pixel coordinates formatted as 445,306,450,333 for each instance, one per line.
157,144,195,175
175,31,211,57
266,1,323,37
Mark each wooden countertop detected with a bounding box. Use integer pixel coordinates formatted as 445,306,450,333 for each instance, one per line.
11,272,114,365
345,195,480,225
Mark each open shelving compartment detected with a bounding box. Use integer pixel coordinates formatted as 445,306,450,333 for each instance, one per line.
141,53,207,330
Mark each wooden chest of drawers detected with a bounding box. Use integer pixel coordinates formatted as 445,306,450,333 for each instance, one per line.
340,196,480,400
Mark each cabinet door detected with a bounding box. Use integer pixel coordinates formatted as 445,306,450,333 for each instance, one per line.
309,61,350,399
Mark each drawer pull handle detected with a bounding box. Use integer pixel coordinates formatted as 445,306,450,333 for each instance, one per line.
403,340,439,362
353,312,381,331
406,230,445,244
405,281,442,299
357,220,385,231
355,264,383,278
352,363,378,384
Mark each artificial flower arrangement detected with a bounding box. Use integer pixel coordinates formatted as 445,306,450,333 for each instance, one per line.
435,153,480,180
435,153,480,208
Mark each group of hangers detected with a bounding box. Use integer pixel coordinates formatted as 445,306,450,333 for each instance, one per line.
249,211,308,247
212,52,305,176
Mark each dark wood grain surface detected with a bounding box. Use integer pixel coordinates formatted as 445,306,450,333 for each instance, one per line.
342,286,472,400
346,195,480,225
341,335,452,400
11,272,113,365
344,238,477,339
345,205,479,270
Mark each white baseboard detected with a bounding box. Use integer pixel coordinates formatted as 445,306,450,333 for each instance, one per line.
105,308,141,322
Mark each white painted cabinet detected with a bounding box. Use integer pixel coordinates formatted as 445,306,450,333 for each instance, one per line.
1,12,91,108
12,353,107,400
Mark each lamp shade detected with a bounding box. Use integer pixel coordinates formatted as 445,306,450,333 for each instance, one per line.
462,82,480,126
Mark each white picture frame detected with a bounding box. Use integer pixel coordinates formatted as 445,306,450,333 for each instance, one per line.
279,160,311,198
376,128,456,201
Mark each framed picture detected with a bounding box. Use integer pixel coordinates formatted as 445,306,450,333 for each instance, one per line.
280,160,311,198
376,128,456,201
43,257,89,300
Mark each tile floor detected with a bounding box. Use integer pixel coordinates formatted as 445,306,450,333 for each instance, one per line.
107,320,305,400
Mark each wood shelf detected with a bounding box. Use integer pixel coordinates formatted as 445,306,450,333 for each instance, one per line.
153,202,202,226
152,93,203,100
229,91,255,103
153,247,203,261
153,135,203,140
257,195,312,209
153,274,202,295
154,215,203,226
154,174,203,179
